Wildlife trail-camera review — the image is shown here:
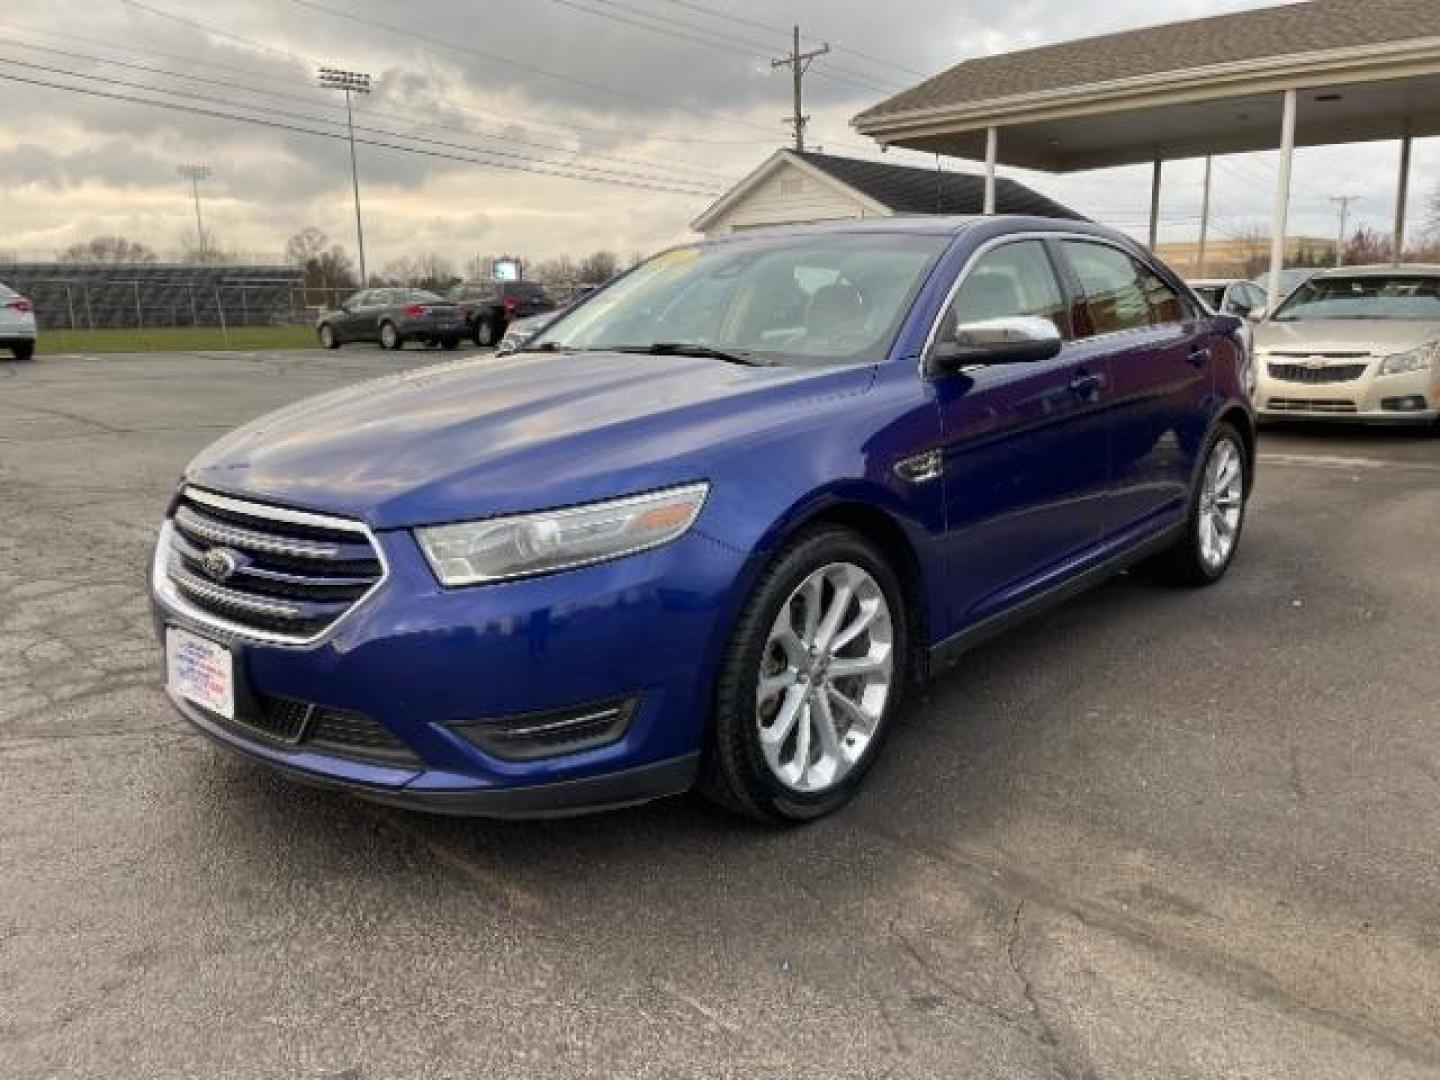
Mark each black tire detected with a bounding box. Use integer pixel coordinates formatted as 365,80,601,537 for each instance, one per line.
698,526,910,824
13,340,35,361
474,316,497,347
379,321,403,351
318,323,341,350
441,335,460,350
1148,421,1249,587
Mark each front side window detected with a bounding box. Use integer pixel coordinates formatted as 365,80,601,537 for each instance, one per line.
534,233,948,364
1062,241,1152,336
1139,266,1185,324
1272,275,1440,321
944,240,1068,335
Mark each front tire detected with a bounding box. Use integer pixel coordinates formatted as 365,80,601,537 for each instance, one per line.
318,324,340,350
379,321,403,351
474,316,497,347
700,527,908,824
1150,422,1249,586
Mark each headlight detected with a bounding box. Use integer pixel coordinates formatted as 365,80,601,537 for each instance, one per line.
415,483,709,586
1379,342,1440,376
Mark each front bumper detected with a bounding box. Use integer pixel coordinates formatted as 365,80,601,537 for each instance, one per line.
1256,363,1440,424
152,523,748,817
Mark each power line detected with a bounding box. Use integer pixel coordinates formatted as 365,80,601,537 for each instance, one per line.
0,61,726,197
647,0,933,80
281,0,780,137
546,0,904,94
0,33,737,185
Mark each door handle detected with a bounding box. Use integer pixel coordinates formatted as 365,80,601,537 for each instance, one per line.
1187,344,1212,366
1068,371,1101,398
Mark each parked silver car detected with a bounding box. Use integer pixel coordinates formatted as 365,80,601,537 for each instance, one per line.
0,281,37,360
1253,265,1440,425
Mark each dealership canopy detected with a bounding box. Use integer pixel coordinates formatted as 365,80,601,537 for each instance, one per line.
853,0,1440,304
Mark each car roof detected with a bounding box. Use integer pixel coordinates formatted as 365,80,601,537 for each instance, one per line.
1308,263,1440,279
697,213,1134,247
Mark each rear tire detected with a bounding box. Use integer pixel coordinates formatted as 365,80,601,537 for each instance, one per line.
474,316,497,347
318,324,340,350
379,321,403,351
12,341,35,361
699,526,909,824
1149,421,1248,586
441,335,460,350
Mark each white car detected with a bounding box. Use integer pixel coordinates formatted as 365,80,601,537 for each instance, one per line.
1253,265,1440,426
0,281,37,360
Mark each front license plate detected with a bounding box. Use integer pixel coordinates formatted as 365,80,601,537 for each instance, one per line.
166,626,235,720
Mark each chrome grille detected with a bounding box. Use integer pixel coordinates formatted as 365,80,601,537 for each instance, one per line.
161,487,384,643
1266,397,1359,414
1268,362,1368,384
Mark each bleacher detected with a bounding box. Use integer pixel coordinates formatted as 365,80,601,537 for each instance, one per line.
0,262,305,330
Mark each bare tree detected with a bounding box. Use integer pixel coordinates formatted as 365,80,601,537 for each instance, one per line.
286,227,357,294
577,251,620,284
59,236,158,264
1342,225,1392,266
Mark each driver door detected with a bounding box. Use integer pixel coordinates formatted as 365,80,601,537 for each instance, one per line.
932,238,1111,628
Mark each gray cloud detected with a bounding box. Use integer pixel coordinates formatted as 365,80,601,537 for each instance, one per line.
0,0,1433,265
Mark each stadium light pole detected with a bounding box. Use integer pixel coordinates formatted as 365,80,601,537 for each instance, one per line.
177,164,212,259
319,67,372,285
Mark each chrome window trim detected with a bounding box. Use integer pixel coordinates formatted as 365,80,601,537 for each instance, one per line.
153,487,391,648
920,230,1194,377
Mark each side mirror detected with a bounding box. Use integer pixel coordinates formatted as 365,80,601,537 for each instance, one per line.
932,316,1063,371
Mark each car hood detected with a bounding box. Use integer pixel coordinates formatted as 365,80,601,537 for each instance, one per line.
1254,319,1440,356
186,351,874,529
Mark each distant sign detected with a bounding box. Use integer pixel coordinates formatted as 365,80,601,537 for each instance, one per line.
492,258,521,282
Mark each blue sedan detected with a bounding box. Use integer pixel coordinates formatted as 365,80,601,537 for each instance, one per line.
151,216,1254,823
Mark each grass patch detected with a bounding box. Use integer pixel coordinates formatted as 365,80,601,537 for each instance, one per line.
39,325,319,354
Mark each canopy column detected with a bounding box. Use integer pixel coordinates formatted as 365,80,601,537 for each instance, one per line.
1267,89,1297,312
1148,156,1163,249
983,126,998,214
1393,128,1413,266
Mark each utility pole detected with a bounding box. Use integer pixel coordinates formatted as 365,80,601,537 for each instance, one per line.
319,67,372,284
771,25,829,152
1330,195,1361,266
177,164,212,259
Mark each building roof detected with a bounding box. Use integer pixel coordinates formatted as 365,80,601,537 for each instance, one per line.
690,149,1083,231
856,0,1436,125
794,151,1084,219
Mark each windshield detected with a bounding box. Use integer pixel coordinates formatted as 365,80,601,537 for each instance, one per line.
1272,275,1440,321
1192,285,1225,307
532,233,947,363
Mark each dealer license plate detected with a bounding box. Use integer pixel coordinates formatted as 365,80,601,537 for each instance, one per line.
166,626,234,720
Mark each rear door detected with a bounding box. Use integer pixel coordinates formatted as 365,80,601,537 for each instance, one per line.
932,238,1111,627
1055,239,1215,538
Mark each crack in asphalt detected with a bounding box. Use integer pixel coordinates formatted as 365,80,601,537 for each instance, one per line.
864,825,1440,1073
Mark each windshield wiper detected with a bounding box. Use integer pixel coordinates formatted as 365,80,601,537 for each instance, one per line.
615,342,774,366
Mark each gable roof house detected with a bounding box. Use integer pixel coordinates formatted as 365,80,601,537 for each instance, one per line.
691,148,1084,237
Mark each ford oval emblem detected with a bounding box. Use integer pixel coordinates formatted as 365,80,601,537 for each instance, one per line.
201,547,241,583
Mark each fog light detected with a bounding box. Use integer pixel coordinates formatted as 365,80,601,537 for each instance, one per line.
1381,396,1428,412
451,698,637,762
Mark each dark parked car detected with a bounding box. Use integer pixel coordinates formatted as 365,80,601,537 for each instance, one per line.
153,217,1253,824
449,281,557,346
317,288,465,351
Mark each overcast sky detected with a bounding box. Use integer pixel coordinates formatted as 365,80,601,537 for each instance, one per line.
0,0,1434,271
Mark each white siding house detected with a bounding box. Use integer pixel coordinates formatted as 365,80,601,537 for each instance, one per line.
693,149,1082,239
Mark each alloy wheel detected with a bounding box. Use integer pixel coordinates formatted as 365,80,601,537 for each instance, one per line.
1197,437,1244,571
755,561,895,793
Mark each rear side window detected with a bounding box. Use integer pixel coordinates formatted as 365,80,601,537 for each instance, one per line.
1061,241,1151,336
947,240,1069,335
0,283,15,298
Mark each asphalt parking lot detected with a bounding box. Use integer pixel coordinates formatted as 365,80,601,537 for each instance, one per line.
2,350,1438,1079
